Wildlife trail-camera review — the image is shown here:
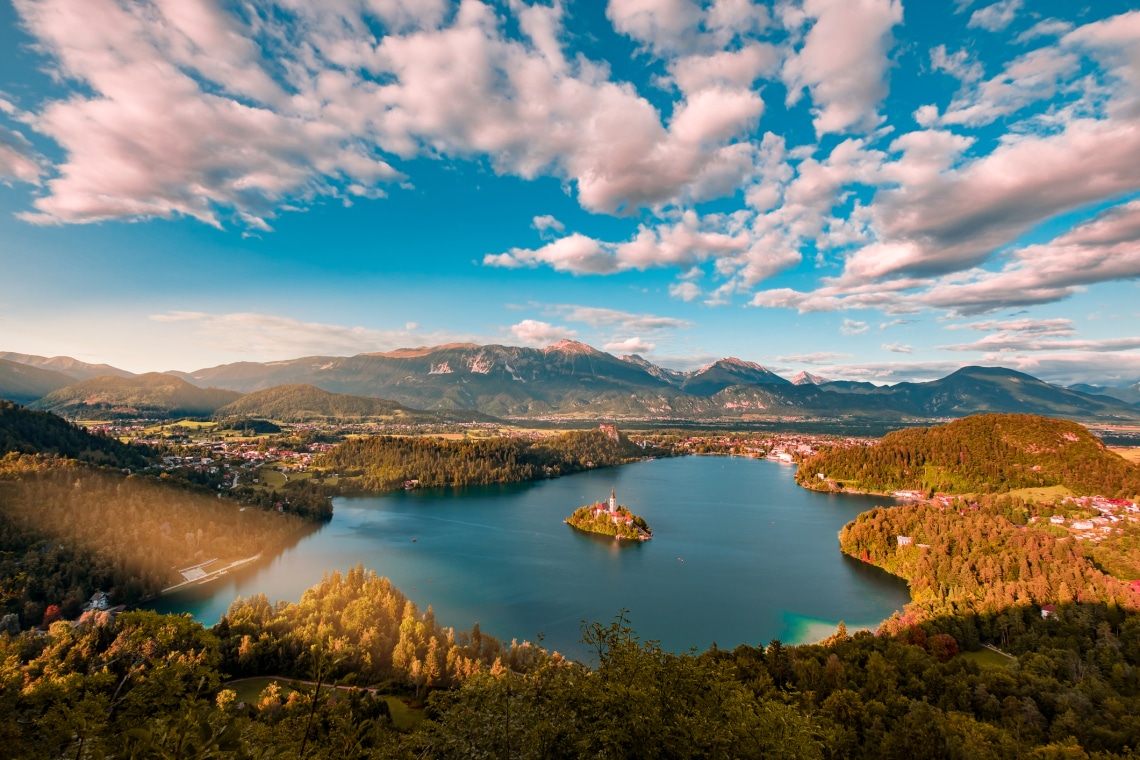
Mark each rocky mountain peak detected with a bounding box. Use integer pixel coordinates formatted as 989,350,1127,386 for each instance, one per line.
792,371,831,386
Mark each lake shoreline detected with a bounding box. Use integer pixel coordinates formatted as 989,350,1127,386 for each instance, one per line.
151,456,911,656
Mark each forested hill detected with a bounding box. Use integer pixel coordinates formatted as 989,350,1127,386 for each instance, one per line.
0,358,73,404
31,372,241,419
798,413,1140,498
320,427,647,491
839,499,1138,621
0,460,311,627
0,400,152,469
212,383,496,424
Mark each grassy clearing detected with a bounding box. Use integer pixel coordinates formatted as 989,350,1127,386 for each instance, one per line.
1004,485,1074,503
385,698,425,731
227,676,290,705
960,648,1014,668
224,677,423,730
138,419,219,437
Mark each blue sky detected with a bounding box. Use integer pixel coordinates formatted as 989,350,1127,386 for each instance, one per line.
2,0,1140,385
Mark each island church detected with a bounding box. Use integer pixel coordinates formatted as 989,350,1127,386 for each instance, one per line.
588,488,631,526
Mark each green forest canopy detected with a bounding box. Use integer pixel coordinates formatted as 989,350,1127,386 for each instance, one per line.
799,414,1140,498
4,567,1140,759
320,428,647,491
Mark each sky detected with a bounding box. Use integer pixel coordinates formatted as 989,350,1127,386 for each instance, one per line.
2,0,1140,386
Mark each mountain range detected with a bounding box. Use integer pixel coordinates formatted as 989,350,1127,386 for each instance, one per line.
30,373,242,419
1068,381,1140,406
3,341,1140,423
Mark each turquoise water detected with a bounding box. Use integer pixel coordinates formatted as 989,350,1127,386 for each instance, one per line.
149,456,909,659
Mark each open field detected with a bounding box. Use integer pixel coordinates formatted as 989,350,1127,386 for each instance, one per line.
251,468,339,492
1004,485,1075,502
959,648,1014,668
1110,447,1140,464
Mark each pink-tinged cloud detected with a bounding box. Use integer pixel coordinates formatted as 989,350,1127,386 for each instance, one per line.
0,126,42,184
606,0,769,56
147,310,476,359
967,0,1022,33
509,319,577,345
782,0,903,135
485,211,753,275
603,337,656,354
934,46,1078,127
12,0,769,227
13,0,404,226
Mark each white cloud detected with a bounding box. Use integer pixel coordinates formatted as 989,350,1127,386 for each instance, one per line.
929,45,984,85
669,281,702,301
0,125,42,184
917,199,1140,315
550,305,692,331
11,0,768,226
667,44,779,95
606,0,769,56
1016,19,1074,43
941,335,1140,353
968,0,1022,33
13,0,405,227
935,46,1078,127
509,319,577,345
367,1,766,215
603,336,656,354
782,0,903,135
485,210,753,275
607,0,705,55
945,318,1076,335
840,318,868,335
485,233,620,274
147,311,471,359
882,341,912,353
775,351,853,364
937,313,1140,355
746,12,1140,320
532,214,565,235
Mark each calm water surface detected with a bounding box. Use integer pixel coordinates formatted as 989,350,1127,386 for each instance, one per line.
150,456,909,659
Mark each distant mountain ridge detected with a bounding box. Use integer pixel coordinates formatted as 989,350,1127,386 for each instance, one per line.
1069,382,1140,406
0,359,76,404
5,344,1140,423
213,384,495,424
31,373,241,419
0,352,134,381
163,343,1140,422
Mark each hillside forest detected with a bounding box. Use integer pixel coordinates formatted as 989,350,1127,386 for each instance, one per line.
320,428,648,491
3,567,1140,758
798,414,1140,498
0,456,314,628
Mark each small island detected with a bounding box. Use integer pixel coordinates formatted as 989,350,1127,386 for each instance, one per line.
566,489,652,540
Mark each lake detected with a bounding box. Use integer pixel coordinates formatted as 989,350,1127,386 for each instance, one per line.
149,456,910,659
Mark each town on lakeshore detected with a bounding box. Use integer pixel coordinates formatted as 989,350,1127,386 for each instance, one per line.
566,488,652,541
